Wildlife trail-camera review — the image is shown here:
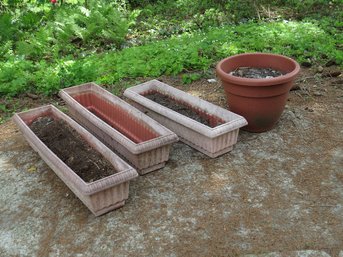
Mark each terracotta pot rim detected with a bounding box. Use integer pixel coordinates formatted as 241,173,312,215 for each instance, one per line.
216,52,300,87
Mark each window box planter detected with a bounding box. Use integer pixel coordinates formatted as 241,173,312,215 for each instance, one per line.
123,80,247,158
13,105,138,216
59,83,178,175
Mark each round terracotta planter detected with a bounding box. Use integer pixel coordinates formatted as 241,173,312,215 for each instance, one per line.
216,53,300,132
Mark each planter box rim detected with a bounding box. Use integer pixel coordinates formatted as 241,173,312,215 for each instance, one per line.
123,80,247,138
13,104,138,195
216,52,300,86
59,83,178,154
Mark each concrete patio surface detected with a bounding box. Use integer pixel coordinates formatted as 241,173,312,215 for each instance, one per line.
1,68,343,256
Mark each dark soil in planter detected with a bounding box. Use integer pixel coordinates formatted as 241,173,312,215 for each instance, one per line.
144,91,225,128
30,116,117,182
229,67,285,78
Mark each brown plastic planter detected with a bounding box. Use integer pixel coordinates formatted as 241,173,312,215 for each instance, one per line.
13,105,138,216
59,83,178,175
123,80,247,158
216,52,300,132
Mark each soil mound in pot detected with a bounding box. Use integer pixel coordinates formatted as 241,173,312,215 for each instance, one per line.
229,67,285,78
144,91,225,128
30,116,117,182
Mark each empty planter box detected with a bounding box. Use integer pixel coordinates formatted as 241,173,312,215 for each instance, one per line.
13,105,138,216
59,83,178,175
124,80,248,158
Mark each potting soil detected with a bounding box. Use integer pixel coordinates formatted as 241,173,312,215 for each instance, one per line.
145,91,225,128
30,116,117,182
229,67,285,78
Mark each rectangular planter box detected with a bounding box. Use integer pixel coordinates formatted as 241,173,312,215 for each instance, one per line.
59,83,178,175
13,105,138,216
123,80,248,158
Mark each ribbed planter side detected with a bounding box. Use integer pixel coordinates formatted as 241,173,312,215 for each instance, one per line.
124,80,247,158
59,83,178,175
89,182,129,216
13,105,138,216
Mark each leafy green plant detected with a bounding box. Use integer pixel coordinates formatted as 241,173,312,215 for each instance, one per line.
0,103,7,112
0,0,135,62
0,0,342,100
182,73,202,84
1,19,342,97
0,58,34,96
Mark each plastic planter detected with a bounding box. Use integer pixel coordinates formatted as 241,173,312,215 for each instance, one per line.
123,80,247,158
13,105,138,216
59,83,178,175
216,53,300,132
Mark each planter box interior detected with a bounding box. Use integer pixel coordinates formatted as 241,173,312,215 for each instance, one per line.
124,80,248,158
74,91,158,144
13,105,138,216
59,83,178,175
